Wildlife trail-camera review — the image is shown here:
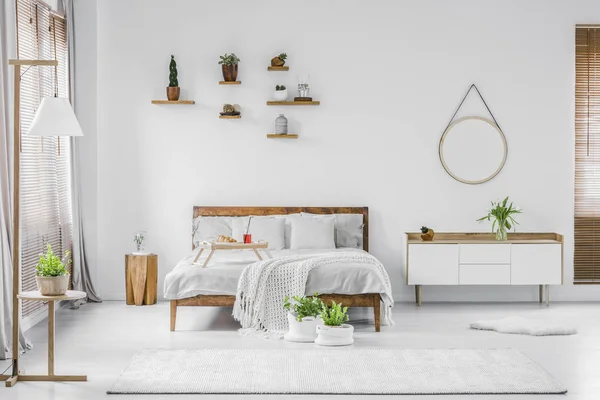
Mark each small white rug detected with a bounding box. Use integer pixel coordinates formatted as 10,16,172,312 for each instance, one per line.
108,348,566,395
471,316,577,336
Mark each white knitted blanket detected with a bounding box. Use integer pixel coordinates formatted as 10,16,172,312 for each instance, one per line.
232,252,394,337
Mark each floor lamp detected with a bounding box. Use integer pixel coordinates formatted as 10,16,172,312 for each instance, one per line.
3,59,84,387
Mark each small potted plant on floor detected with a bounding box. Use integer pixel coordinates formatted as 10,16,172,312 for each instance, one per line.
283,293,324,342
273,85,287,101
167,55,180,101
35,244,70,296
271,53,287,67
315,301,353,346
218,53,240,82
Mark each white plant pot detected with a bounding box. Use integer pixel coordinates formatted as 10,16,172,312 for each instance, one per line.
315,324,354,346
36,274,69,296
273,89,288,101
284,313,323,342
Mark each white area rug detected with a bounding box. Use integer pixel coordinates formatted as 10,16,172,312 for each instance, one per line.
108,348,566,395
471,316,577,336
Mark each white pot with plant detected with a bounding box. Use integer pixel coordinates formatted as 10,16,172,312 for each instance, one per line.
315,301,354,346
273,85,287,101
133,231,148,255
283,293,324,342
35,244,70,296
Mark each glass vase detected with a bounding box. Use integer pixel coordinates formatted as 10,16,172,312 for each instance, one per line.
495,224,507,241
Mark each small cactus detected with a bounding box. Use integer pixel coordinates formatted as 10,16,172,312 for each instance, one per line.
421,226,429,234
169,55,178,87
275,85,286,91
278,53,287,61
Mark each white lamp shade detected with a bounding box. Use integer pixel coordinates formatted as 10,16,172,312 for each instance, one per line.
27,97,84,137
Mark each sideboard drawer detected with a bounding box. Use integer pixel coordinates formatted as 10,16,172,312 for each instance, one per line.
459,244,510,264
459,264,511,285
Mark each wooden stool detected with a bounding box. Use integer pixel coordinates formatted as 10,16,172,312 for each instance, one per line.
125,254,158,305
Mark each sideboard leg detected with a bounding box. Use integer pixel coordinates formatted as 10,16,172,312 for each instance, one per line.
416,285,422,307
539,285,543,304
546,285,550,307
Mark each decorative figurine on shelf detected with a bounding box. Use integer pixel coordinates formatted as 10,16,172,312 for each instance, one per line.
295,74,312,101
133,231,149,255
275,114,288,134
220,103,241,117
273,85,287,101
420,226,435,241
271,53,287,67
218,53,240,82
167,55,180,101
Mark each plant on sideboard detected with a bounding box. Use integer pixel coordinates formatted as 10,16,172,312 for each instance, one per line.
316,301,353,346
420,226,435,241
271,52,287,67
218,53,241,82
477,196,522,241
167,55,180,101
35,244,71,296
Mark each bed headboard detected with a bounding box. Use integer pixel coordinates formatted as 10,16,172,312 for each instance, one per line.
193,206,369,252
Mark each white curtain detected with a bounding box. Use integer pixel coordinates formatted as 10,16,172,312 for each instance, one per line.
63,0,101,304
0,0,31,360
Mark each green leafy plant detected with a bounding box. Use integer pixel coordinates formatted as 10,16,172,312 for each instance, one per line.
283,292,324,322
477,196,522,241
277,53,287,62
420,226,429,234
35,244,70,277
275,85,286,91
218,53,240,66
168,55,178,87
320,301,349,326
133,232,146,246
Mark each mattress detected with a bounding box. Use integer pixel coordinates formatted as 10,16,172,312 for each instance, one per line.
164,248,388,300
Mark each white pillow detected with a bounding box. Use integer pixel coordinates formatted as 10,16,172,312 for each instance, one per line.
301,213,364,249
231,217,285,250
192,217,232,247
290,217,335,250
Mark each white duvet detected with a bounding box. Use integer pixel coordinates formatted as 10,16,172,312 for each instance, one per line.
163,248,390,300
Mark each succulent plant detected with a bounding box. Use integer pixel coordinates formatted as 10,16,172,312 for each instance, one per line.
218,53,240,66
222,104,235,113
421,226,429,234
168,55,178,87
277,53,287,61
275,85,286,91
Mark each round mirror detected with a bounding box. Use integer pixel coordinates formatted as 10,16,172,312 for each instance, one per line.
439,116,507,184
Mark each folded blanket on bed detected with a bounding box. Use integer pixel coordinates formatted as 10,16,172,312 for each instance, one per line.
232,252,394,338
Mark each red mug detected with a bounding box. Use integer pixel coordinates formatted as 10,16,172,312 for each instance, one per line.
243,234,252,244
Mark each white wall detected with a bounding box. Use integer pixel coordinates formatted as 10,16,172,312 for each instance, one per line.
84,0,600,301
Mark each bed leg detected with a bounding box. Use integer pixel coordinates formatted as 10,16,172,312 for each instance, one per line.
170,300,177,331
373,294,381,332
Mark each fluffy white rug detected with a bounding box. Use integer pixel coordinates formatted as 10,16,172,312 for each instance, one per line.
471,316,577,336
108,348,566,395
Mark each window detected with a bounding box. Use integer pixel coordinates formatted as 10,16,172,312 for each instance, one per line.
575,26,600,284
15,0,73,318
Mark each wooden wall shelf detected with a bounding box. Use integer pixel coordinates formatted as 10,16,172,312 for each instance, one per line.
219,81,241,85
151,100,195,105
267,134,298,139
266,101,320,106
219,115,241,119
267,66,289,71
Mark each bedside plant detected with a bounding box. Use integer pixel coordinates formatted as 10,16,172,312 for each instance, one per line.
167,55,180,101
283,293,324,342
133,231,148,254
315,301,354,346
218,53,240,82
477,196,522,241
35,244,70,296
271,52,287,67
284,292,323,322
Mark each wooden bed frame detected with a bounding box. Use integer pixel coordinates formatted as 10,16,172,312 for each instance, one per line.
170,206,382,332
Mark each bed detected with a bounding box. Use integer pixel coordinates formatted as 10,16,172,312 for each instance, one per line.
165,206,387,332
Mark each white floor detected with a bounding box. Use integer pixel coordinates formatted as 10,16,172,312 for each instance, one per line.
2,301,599,399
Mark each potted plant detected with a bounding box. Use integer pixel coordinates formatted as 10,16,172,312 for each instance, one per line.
283,293,324,342
133,231,148,254
35,244,70,296
167,55,180,101
271,53,287,67
273,85,287,101
420,226,435,241
315,301,354,346
218,53,240,82
477,196,522,241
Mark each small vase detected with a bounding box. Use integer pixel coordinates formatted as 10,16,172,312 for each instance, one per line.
166,86,180,101
275,114,288,134
36,274,69,296
273,89,287,101
271,57,285,67
496,225,508,241
222,64,238,82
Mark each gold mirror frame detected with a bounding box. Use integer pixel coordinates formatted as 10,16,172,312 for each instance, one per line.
439,116,508,185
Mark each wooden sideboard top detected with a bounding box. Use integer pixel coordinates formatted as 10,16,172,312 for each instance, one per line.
405,232,563,244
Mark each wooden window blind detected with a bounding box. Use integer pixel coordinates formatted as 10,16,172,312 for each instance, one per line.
15,0,73,317
575,26,600,284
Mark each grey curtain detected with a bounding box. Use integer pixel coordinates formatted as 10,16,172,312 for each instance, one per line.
63,0,101,305
0,0,31,360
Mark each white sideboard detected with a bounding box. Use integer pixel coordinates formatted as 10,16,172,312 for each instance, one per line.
405,232,563,306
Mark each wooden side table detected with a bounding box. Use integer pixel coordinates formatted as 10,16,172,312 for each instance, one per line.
125,254,158,306
10,290,87,385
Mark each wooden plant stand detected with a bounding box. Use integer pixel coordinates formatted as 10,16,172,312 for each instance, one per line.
125,254,158,306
